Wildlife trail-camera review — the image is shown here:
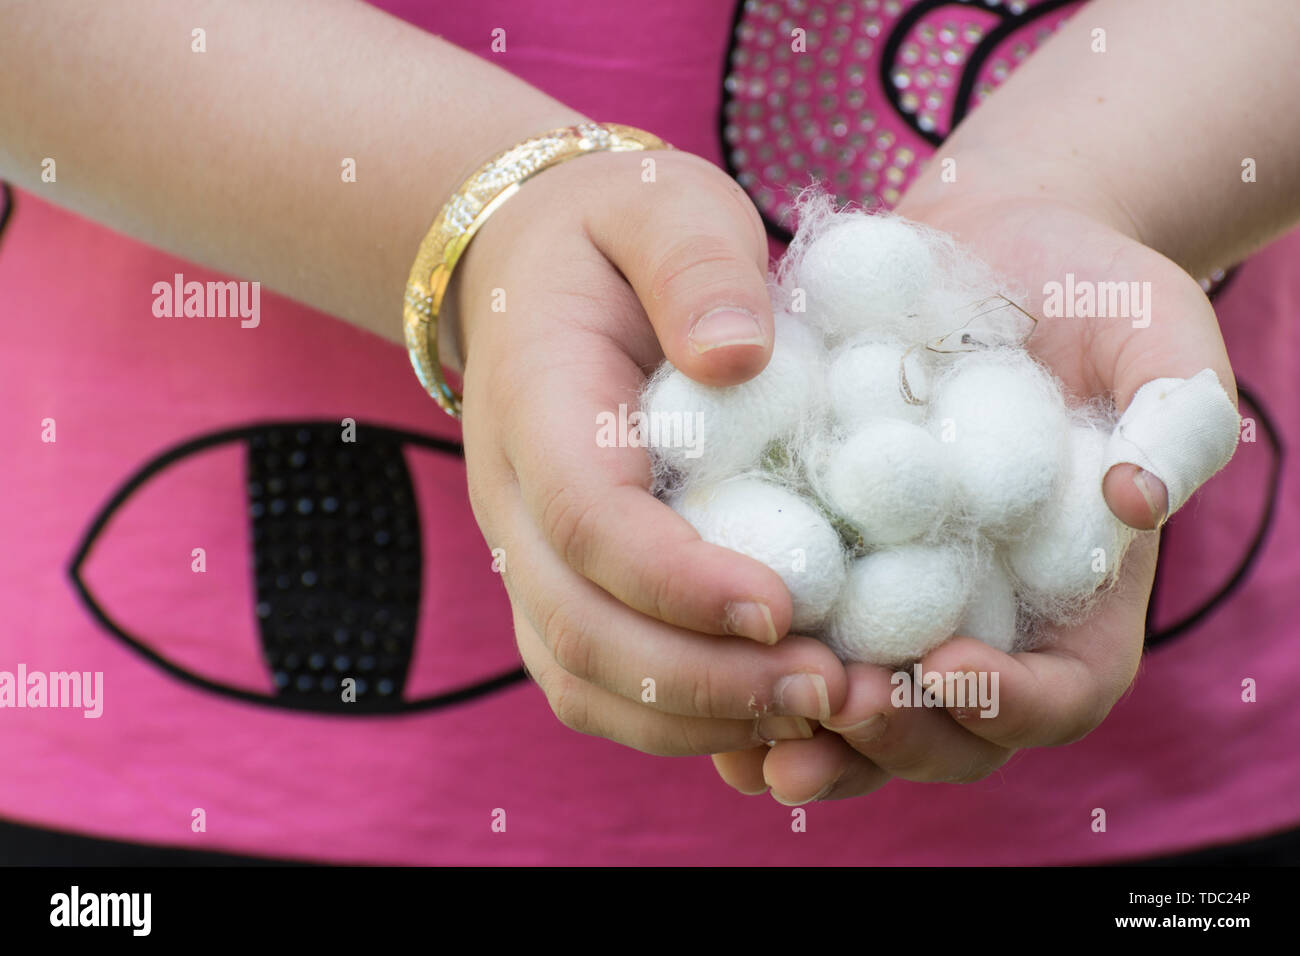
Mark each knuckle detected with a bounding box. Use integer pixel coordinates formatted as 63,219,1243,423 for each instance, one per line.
541,598,593,680
548,674,592,734
671,717,708,757
513,625,549,694
689,665,720,720
539,484,601,572
648,234,751,306
645,558,687,627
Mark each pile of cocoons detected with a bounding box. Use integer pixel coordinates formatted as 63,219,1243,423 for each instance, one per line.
642,197,1141,666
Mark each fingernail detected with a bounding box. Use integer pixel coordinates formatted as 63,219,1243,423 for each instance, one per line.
688,308,766,353
726,601,779,644
810,778,839,802
756,715,813,742
824,713,888,746
1133,468,1168,528
771,779,837,807
774,673,831,721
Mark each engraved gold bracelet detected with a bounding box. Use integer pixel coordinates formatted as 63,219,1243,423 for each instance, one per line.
403,122,672,419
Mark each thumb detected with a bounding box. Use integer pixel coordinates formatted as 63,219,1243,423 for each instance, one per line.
588,155,774,386
1096,258,1240,531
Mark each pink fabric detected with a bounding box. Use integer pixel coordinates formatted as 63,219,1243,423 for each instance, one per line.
722,0,1082,222
1,0,1297,864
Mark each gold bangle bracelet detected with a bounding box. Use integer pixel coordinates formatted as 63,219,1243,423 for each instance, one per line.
403,122,672,419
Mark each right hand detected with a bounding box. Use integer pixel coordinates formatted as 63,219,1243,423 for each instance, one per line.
725,188,1235,804
449,147,850,761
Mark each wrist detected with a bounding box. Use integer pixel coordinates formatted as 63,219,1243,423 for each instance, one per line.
431,109,593,375
898,144,1147,248
408,121,670,417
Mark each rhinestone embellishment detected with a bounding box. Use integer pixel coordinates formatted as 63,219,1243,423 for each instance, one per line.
723,0,1082,231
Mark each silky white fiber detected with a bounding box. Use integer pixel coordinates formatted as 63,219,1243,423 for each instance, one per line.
816,419,953,546
637,197,1214,665
641,312,824,491
927,350,1070,538
793,213,938,344
1007,423,1138,618
828,341,931,428
670,476,846,632
824,544,973,666
1101,368,1241,517
955,552,1019,653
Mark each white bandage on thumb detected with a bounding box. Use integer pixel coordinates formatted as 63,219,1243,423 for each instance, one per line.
1101,368,1241,517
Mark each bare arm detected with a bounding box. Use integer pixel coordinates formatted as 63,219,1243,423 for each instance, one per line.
903,0,1300,278
1,0,855,757
0,0,585,345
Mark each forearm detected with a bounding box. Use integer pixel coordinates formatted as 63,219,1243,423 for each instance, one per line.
902,0,1300,278
0,0,586,344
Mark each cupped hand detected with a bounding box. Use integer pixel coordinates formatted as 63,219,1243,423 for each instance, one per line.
449,148,849,756
715,190,1237,802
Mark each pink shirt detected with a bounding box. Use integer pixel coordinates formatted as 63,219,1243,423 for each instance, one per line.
1,0,1296,864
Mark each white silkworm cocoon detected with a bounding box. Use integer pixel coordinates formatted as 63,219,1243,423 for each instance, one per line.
634,199,1170,662
827,341,931,428
641,314,824,486
793,215,951,345
955,553,1020,653
824,543,972,665
1006,424,1138,618
818,419,953,546
670,476,846,632
927,351,1069,537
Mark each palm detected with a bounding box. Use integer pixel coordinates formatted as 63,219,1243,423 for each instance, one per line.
907,194,1237,724
902,196,1219,734
906,196,1222,392
727,195,1238,802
